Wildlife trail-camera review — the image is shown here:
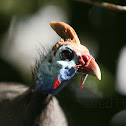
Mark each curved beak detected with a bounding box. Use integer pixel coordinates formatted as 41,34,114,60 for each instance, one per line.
89,58,101,80
75,55,101,88
81,58,101,80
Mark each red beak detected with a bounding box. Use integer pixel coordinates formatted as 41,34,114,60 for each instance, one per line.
74,54,101,88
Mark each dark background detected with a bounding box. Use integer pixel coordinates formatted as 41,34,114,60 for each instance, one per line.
0,0,126,126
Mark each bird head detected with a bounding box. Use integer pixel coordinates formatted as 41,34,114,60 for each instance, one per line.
35,21,101,94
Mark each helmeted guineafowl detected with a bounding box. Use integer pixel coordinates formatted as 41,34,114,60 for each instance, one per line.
0,21,101,126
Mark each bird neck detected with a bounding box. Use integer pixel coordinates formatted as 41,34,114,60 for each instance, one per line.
35,68,56,94
14,88,52,125
34,51,76,94
34,64,69,94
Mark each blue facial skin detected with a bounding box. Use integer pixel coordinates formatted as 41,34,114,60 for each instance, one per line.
35,45,78,94
35,67,77,94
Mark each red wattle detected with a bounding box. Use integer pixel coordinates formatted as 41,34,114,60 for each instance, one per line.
52,76,61,89
80,76,84,89
80,82,84,89
80,74,88,89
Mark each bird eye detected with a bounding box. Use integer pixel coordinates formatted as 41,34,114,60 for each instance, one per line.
60,48,74,61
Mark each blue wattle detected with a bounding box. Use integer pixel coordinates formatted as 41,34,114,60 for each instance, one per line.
35,67,77,94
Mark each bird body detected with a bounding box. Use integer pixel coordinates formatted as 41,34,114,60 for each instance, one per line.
0,21,101,126
0,83,67,126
